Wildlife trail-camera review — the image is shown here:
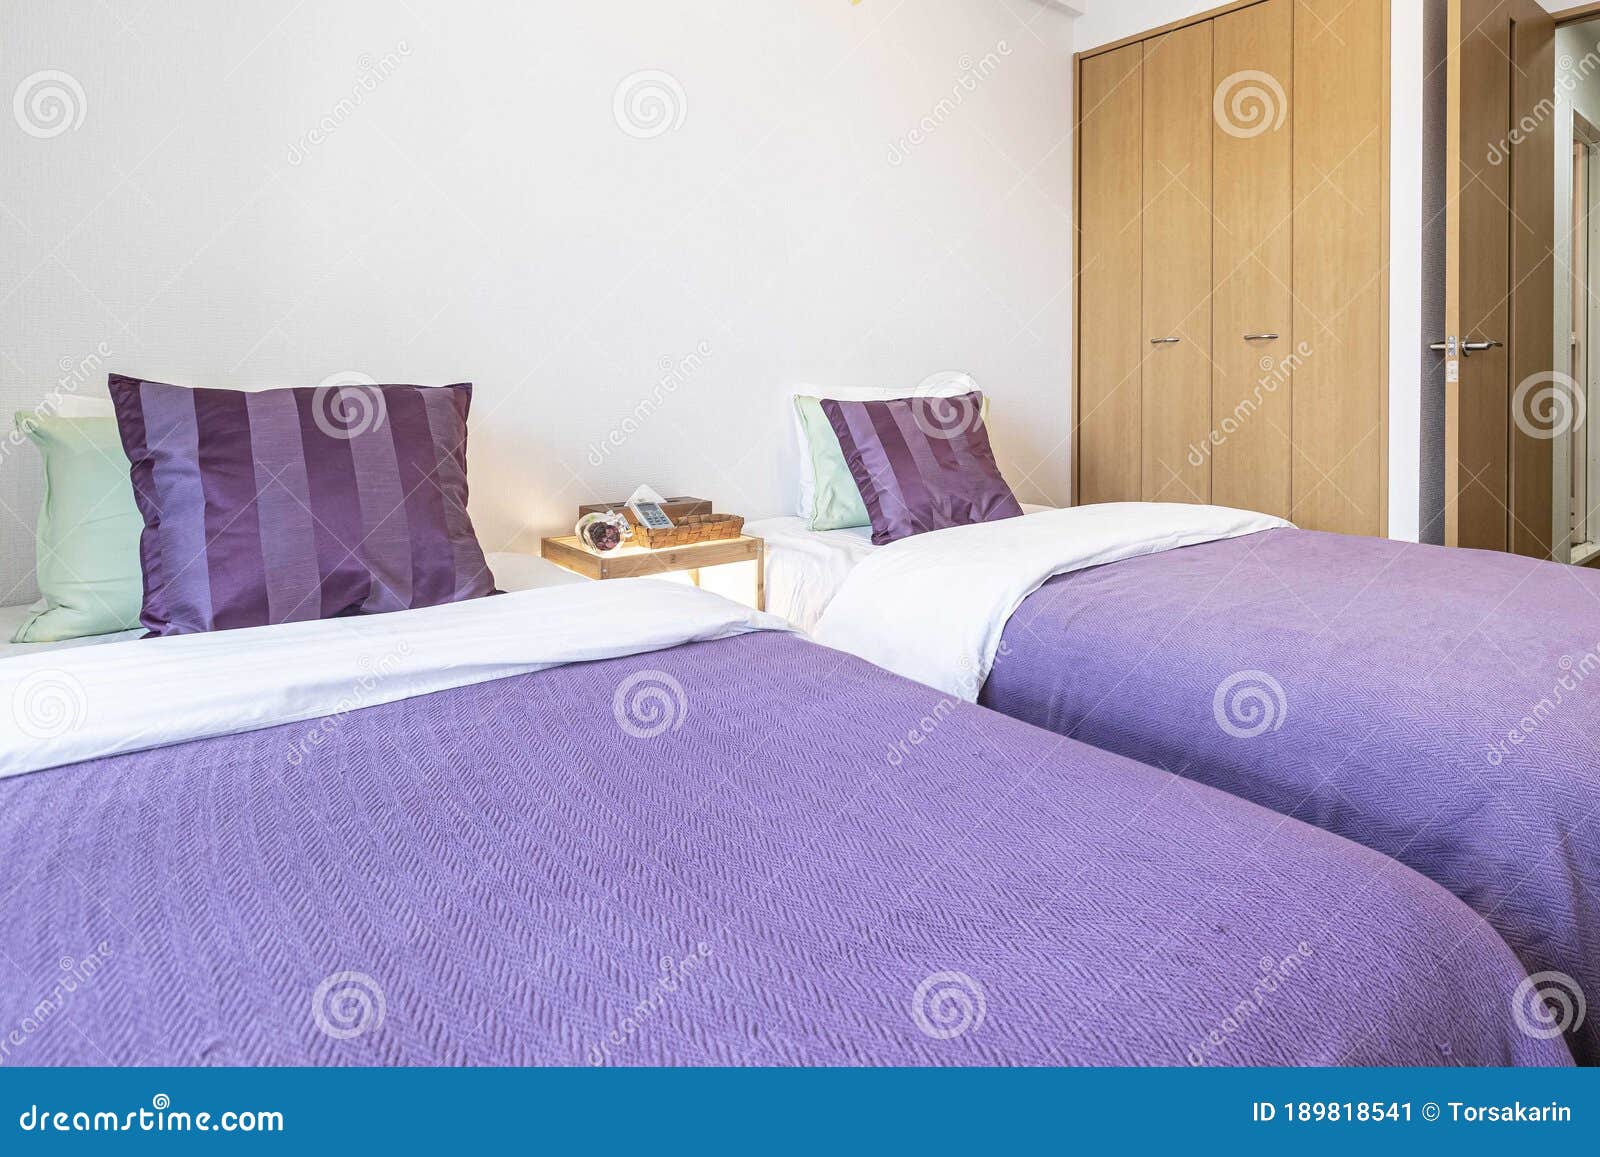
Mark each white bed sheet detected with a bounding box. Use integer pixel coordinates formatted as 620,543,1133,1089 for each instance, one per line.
0,552,582,658
812,503,1289,700
747,506,1053,633
1,577,791,780
744,517,878,634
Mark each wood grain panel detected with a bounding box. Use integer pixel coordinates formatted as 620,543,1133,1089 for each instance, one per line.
1507,1,1555,558
1211,0,1294,519
1446,0,1512,550
541,534,761,580
1141,21,1214,504
1076,44,1144,505
1291,0,1386,535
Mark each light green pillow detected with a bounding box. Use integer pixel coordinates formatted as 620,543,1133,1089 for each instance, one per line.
794,396,871,531
12,413,143,642
794,393,992,531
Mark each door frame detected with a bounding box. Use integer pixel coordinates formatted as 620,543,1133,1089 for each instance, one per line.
1071,0,1391,531
1555,3,1600,567
1552,3,1600,26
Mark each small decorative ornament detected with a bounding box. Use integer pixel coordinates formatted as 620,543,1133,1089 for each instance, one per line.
575,511,630,552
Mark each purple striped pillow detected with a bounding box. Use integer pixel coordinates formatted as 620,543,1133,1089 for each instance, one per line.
109,374,493,636
820,391,1023,545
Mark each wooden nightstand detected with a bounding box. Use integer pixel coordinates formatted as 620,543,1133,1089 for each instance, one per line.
541,534,765,610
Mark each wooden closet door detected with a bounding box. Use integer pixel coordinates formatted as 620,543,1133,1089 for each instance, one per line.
1211,0,1293,519
1444,0,1554,556
1291,0,1385,535
1077,44,1143,505
1448,1,1511,550
1141,22,1214,504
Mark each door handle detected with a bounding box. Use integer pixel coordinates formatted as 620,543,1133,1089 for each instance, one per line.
1429,338,1503,357
1243,333,1280,341
1149,337,1180,344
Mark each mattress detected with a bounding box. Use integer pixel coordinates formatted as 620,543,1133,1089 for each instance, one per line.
0,552,581,657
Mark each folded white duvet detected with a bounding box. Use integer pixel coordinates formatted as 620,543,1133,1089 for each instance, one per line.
1,580,792,779
813,503,1289,699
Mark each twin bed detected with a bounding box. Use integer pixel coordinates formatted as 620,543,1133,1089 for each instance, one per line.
754,502,1600,1065
0,577,1568,1066
1,376,1590,1067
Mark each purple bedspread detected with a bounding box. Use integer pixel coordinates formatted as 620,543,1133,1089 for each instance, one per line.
982,527,1600,1064
0,632,1567,1066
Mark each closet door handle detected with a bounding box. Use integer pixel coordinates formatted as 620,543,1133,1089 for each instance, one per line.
1243,333,1279,341
1431,338,1503,357
1149,337,1180,344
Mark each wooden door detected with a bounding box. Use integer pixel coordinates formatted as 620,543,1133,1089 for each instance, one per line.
1211,0,1293,519
1141,21,1213,504
1291,0,1386,536
1444,0,1555,556
1077,44,1144,505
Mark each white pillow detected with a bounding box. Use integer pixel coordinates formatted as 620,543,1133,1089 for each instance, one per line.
789,372,980,519
47,394,115,418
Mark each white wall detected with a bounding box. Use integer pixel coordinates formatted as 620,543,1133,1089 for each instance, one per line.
1071,0,1226,51
1390,2,1427,543
0,0,1077,599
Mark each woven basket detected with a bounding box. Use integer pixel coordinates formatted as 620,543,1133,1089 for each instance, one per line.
625,510,744,549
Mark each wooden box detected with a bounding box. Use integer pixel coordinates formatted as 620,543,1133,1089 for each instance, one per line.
578,496,712,522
